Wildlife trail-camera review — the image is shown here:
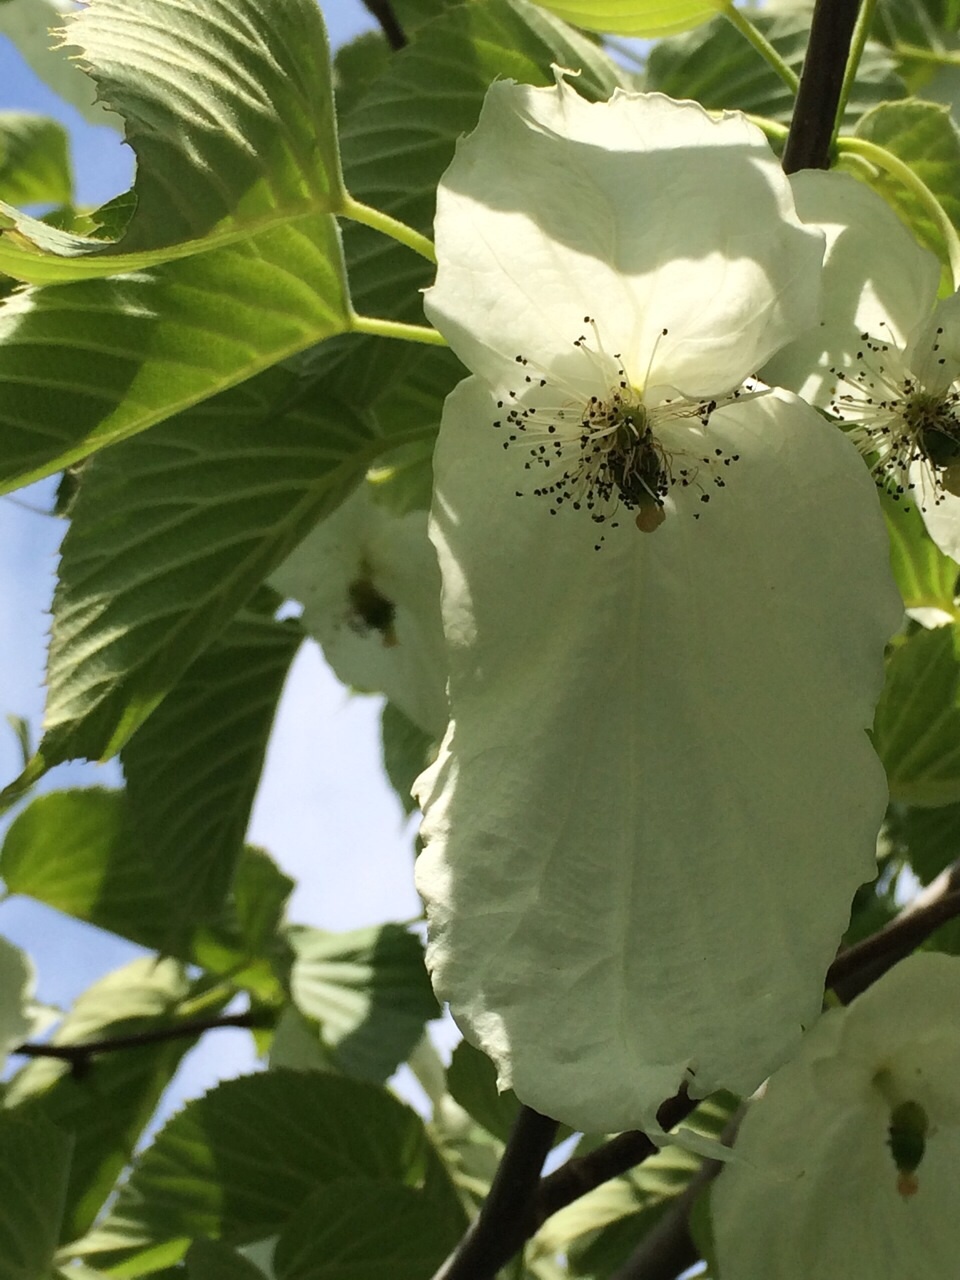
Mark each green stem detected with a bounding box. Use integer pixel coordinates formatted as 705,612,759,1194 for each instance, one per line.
351,312,447,346
743,113,790,145
340,194,436,264
894,41,960,67
832,0,879,147
717,1,799,92
837,135,960,289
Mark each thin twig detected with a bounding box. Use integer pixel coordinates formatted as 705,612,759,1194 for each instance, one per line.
782,0,861,172
537,1089,695,1222
609,1103,748,1280
828,860,960,1002
361,0,407,50
13,1011,269,1071
432,1106,558,1280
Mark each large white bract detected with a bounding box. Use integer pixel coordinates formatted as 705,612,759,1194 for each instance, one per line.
766,169,960,564
713,953,960,1280
415,78,902,1133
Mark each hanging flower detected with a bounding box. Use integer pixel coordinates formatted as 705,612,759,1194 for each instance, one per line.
413,76,901,1135
764,169,960,563
270,481,448,738
712,952,960,1280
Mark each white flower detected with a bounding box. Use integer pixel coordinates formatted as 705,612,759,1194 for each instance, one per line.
413,77,901,1135
765,169,960,562
270,482,447,738
713,952,960,1280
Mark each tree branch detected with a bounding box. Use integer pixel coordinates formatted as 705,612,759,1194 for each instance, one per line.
781,0,861,173
12,1011,270,1076
361,0,407,50
537,1089,695,1222
432,1106,558,1280
433,1090,698,1280
828,860,960,1002
609,1104,747,1280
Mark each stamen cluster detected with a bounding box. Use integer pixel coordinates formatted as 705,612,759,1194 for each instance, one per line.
491,320,744,548
832,327,960,506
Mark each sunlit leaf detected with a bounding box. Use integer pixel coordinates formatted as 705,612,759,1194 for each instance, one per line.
874,623,960,806
72,1071,464,1273
2,374,373,794
287,923,438,1082
0,112,71,206
119,610,302,925
528,0,722,37
855,100,960,271
0,0,345,279
4,958,215,1242
273,1180,457,1280
0,1111,72,1280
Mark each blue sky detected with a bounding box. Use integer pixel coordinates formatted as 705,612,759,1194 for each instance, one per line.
0,1,431,1113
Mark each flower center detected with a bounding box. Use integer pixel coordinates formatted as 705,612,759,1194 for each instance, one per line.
831,328,960,504
493,321,745,549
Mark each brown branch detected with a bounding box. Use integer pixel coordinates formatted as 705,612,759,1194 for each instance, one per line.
828,860,960,1002
361,0,407,50
782,0,861,173
609,1104,747,1280
432,1106,558,1280
434,1090,698,1280
537,1089,695,1222
13,1011,270,1075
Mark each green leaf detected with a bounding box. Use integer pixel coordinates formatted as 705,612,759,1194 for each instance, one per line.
524,0,721,37
890,798,960,883
874,623,960,806
2,790,292,985
381,702,436,815
273,1180,457,1280
5,372,373,792
4,958,212,1243
72,1070,464,1273
0,935,45,1065
390,0,459,34
647,11,904,126
855,100,960,269
0,217,352,496
0,0,346,279
0,112,71,206
333,32,392,122
445,1040,521,1145
0,1111,72,1280
882,487,959,617
186,1238,268,1280
873,0,960,57
0,0,120,130
287,924,439,1082
119,611,303,925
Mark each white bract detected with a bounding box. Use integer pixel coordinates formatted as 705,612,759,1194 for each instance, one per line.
270,483,447,738
713,953,960,1280
766,169,960,563
414,78,902,1133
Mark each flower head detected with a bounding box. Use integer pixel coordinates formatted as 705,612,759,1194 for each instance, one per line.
270,482,447,738
415,78,900,1134
494,318,754,544
713,953,960,1280
765,170,960,557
